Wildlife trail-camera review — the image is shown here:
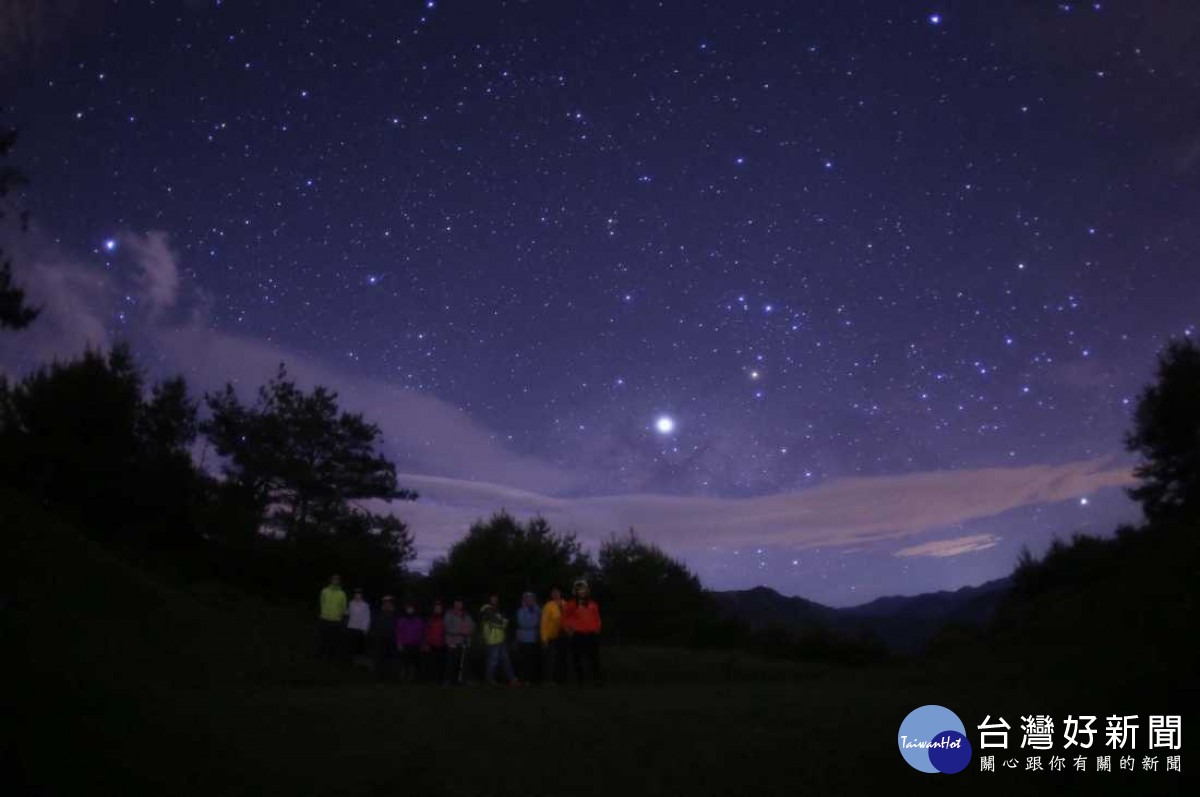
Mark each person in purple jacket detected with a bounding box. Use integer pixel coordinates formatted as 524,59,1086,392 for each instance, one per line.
395,601,426,682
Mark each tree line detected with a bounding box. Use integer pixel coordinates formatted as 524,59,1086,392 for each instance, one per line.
3,118,1197,664
3,336,1198,663
0,346,415,599
0,343,752,652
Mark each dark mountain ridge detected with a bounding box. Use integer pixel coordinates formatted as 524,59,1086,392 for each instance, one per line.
713,577,1012,653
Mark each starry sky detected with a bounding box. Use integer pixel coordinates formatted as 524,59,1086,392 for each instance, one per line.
3,0,1199,605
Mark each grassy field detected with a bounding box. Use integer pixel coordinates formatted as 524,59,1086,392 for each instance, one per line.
4,497,1188,795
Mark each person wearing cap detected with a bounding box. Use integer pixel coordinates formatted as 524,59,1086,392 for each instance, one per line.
562,579,602,685
421,599,447,682
370,595,398,681
480,593,519,686
443,598,476,685
395,600,426,682
540,586,567,685
515,591,542,684
346,588,372,660
317,573,348,662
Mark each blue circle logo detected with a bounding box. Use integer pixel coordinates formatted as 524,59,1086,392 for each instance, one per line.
898,705,972,773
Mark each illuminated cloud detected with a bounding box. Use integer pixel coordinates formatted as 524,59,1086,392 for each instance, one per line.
395,460,1134,556
120,231,180,318
0,231,1138,570
893,534,1001,559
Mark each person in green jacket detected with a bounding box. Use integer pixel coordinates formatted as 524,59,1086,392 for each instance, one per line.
317,573,348,661
480,593,519,686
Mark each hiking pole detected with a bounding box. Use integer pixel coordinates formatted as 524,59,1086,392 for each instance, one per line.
458,638,470,684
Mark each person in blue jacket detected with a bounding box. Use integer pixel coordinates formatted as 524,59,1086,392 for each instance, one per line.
515,591,542,684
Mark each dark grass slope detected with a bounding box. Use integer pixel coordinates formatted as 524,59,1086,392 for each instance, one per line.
4,493,1190,796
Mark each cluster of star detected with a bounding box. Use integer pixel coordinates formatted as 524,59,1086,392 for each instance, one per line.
10,0,1197,597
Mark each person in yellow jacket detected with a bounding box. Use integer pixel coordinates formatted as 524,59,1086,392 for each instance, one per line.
317,574,348,661
480,593,519,686
540,586,567,685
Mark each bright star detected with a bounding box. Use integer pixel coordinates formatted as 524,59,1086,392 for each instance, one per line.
104,238,117,252
928,13,942,24
1079,497,1089,506
655,416,675,435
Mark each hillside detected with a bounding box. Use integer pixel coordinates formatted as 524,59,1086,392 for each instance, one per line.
712,585,838,628
3,490,340,691
2,493,833,794
4,491,1188,795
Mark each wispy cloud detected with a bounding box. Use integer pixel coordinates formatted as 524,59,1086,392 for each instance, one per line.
120,230,179,320
0,231,1137,570
893,534,1001,559
0,233,111,366
160,324,574,491
396,461,1133,557
0,230,578,492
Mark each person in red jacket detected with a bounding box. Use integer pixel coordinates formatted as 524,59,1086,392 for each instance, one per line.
562,579,602,685
421,599,447,683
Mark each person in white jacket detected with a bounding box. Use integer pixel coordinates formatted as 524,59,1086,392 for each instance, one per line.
346,588,372,659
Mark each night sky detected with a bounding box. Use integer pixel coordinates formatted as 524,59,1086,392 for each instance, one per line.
3,1,1198,604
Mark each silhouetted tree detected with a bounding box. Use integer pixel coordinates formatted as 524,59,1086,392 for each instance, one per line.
0,344,200,548
140,377,199,458
0,126,38,330
596,529,717,645
972,340,1200,678
427,512,591,608
323,510,416,595
1125,337,1200,521
200,366,418,595
201,365,416,538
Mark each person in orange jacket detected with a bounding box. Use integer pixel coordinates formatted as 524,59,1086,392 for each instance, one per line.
562,579,602,685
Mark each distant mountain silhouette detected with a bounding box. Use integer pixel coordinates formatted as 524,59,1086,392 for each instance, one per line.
713,578,1011,654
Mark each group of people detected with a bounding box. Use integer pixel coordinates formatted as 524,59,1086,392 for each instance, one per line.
317,575,603,686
